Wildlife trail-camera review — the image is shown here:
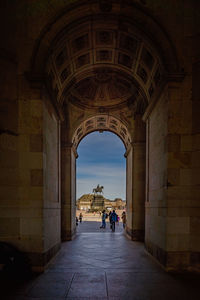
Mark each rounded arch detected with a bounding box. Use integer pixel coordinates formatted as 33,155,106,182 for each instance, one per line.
72,115,131,150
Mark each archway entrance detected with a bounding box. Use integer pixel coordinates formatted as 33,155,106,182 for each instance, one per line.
61,114,146,241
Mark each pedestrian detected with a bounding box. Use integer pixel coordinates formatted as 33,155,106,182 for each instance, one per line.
76,217,78,226
117,215,120,225
100,210,106,228
121,211,126,229
79,212,83,223
110,210,117,232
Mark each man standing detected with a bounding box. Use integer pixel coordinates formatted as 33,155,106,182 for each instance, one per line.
110,210,117,232
100,210,107,228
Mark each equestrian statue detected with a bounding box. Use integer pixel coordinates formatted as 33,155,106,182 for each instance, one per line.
92,184,104,195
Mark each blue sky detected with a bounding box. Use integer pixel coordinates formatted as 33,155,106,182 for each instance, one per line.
76,131,126,200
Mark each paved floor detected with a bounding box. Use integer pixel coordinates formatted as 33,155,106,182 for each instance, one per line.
1,228,200,299
77,220,123,233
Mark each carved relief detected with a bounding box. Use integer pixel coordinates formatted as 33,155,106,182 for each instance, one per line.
118,53,133,69
96,31,113,45
72,115,131,150
55,50,67,68
119,34,138,54
86,125,94,131
137,65,148,84
60,67,70,83
75,53,90,68
99,1,112,13
72,34,89,53
77,127,83,135
154,68,161,86
96,50,112,62
148,84,154,97
110,119,118,126
141,48,154,70
86,120,94,126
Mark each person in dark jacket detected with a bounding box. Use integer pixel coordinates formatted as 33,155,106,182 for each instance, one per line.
110,210,117,232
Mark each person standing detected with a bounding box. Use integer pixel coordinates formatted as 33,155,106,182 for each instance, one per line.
79,212,83,223
110,210,117,232
121,211,126,229
100,210,106,229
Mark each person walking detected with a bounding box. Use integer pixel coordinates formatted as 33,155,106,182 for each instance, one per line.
100,210,106,229
121,211,126,229
110,210,117,232
79,212,83,223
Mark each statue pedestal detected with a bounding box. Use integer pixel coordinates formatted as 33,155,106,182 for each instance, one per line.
91,195,104,211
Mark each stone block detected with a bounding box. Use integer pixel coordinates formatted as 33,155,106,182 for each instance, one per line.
192,101,200,133
167,217,190,234
167,207,190,217
0,151,18,168
167,168,180,185
180,168,200,185
19,152,43,169
167,134,180,152
20,218,43,235
166,252,190,269
0,133,17,151
18,134,30,151
190,217,200,235
190,236,200,252
30,169,43,186
20,208,43,218
193,134,200,150
0,217,20,235
0,186,19,205
192,61,200,101
181,135,193,152
168,152,191,168
0,207,20,218
19,168,30,186
191,151,200,168
30,100,43,117
30,134,43,152
0,167,19,186
167,234,189,251
168,100,192,134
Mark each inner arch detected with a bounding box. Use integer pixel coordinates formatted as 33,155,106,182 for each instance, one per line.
72,115,131,150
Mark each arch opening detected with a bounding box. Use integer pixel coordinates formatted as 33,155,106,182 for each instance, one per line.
75,131,126,232
72,115,132,151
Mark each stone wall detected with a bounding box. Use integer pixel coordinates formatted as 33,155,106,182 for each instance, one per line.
145,88,168,264
43,98,61,257
0,54,21,248
126,146,133,237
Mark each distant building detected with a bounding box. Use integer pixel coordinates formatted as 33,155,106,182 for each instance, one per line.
76,194,126,211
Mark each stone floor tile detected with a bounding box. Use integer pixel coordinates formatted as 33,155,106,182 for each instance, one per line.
66,272,107,298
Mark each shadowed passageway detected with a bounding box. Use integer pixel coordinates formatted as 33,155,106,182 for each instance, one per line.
2,232,200,300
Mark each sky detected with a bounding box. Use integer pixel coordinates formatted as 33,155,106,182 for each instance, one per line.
76,131,126,201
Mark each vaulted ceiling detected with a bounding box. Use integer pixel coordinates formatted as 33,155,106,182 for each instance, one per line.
30,0,182,120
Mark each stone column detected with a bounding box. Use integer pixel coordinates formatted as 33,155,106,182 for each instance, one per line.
132,141,146,240
61,142,77,241
126,115,146,241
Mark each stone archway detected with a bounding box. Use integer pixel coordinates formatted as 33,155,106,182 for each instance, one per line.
26,0,186,270
61,112,146,241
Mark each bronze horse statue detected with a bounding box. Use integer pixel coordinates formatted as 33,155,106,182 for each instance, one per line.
92,184,104,194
